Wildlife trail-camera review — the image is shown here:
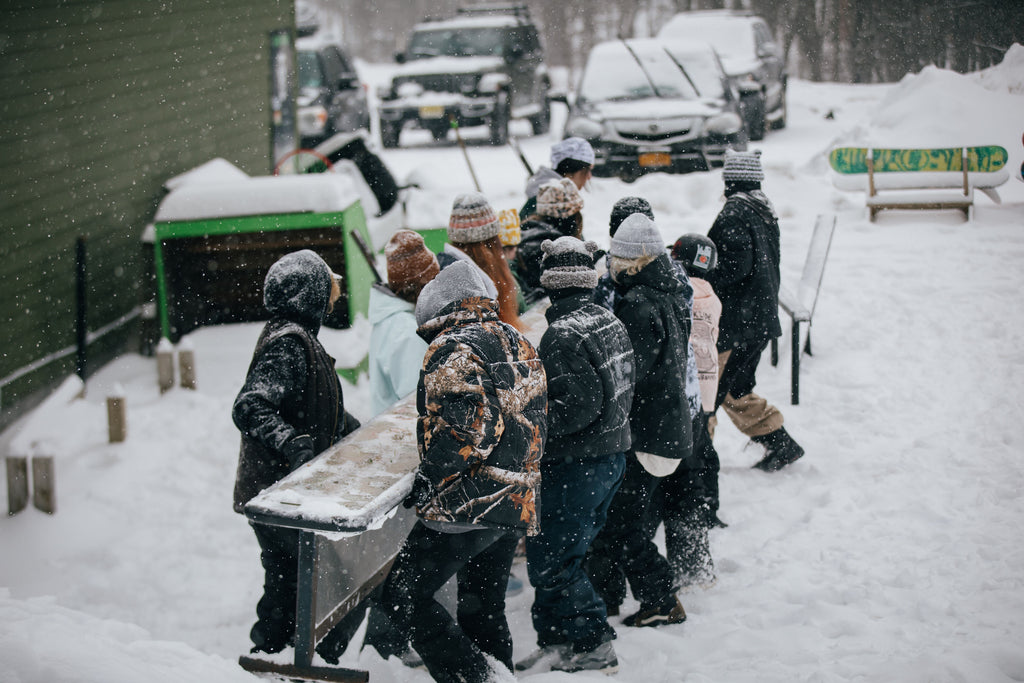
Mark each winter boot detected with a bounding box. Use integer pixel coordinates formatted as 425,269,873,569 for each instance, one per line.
665,511,716,591
514,643,571,672
551,641,619,675
751,426,804,471
623,594,687,627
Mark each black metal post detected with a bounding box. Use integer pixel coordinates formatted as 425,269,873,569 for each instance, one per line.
75,236,87,379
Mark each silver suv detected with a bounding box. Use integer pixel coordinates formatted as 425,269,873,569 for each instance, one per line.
377,5,550,147
658,10,786,141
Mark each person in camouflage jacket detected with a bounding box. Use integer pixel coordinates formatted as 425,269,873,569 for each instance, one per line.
380,260,547,683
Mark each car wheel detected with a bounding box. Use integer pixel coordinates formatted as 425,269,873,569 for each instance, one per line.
770,87,788,130
743,93,767,141
529,96,551,136
380,121,401,148
488,93,510,146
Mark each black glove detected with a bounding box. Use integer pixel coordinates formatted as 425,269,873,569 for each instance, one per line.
403,471,434,509
283,434,315,470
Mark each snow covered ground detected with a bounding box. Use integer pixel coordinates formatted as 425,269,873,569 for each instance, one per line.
2,46,1024,683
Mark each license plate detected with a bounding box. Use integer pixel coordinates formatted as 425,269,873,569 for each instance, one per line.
419,106,445,119
639,152,672,168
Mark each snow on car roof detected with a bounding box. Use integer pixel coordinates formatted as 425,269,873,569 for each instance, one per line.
154,174,361,223
412,15,520,31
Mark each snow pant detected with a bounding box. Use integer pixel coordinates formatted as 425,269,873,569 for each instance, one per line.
585,453,676,612
380,522,519,683
526,452,625,650
649,413,719,586
716,340,784,438
249,523,365,661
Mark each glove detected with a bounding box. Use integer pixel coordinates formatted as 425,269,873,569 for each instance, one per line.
283,434,315,470
403,471,434,509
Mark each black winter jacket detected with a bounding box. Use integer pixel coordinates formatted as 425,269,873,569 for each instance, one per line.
414,296,548,535
515,219,566,298
540,292,635,462
705,190,782,350
232,251,358,512
614,254,694,465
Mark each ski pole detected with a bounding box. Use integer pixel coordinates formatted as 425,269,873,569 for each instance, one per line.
509,136,534,176
451,117,482,192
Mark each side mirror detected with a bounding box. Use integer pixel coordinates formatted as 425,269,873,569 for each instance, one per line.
338,76,358,90
758,42,779,59
394,52,406,64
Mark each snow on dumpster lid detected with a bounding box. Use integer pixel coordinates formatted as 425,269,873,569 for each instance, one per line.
154,173,361,223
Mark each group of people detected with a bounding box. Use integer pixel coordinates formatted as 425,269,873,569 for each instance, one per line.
231,137,806,682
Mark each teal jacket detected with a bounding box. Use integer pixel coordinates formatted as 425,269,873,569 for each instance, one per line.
368,284,427,417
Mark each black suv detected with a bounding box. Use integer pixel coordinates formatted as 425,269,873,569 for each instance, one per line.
296,36,371,148
377,5,551,147
658,10,786,141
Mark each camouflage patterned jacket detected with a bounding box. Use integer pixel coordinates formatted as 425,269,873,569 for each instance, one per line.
414,297,548,535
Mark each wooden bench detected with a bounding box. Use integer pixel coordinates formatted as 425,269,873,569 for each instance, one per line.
239,303,550,682
770,213,837,405
828,145,1009,221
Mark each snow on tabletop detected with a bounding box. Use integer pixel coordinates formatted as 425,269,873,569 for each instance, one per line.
153,174,361,223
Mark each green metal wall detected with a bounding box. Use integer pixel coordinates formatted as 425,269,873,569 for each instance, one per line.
0,0,294,423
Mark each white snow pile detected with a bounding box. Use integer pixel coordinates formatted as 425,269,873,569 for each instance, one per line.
2,48,1024,683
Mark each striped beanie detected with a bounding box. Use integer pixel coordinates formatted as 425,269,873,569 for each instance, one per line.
537,178,584,218
497,208,521,247
540,236,599,291
722,149,764,184
448,192,500,244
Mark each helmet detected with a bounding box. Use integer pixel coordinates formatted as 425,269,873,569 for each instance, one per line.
671,233,717,276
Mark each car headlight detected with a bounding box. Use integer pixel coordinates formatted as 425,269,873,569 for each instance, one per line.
299,105,328,135
478,73,508,94
396,82,424,98
704,112,743,135
565,116,604,139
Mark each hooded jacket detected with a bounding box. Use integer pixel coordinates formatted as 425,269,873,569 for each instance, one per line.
368,283,427,417
413,281,547,535
232,250,357,512
706,189,782,350
540,291,634,461
613,254,694,465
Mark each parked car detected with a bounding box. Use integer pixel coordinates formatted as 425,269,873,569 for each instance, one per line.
377,5,551,148
658,10,787,140
564,38,746,182
296,36,371,148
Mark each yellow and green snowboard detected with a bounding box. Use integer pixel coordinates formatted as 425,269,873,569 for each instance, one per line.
829,146,1008,174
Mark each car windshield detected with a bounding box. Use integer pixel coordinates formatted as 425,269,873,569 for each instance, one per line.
578,42,723,103
407,27,508,58
660,18,757,61
297,51,324,88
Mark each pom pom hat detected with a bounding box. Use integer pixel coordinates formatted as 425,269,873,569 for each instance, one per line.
540,237,600,291
536,178,584,218
448,192,501,244
550,137,595,168
722,149,764,184
385,230,440,303
609,213,665,260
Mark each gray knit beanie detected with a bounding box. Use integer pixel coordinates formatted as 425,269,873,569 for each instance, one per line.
608,213,665,259
415,260,491,326
540,237,599,291
722,149,764,184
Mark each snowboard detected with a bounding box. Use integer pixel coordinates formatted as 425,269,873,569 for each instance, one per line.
829,145,1008,174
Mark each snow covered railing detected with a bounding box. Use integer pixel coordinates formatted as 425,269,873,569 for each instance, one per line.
828,145,1009,221
771,214,836,405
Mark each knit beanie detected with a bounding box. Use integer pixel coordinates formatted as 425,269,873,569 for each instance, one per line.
722,149,764,184
609,196,654,237
385,229,440,303
609,213,665,259
540,237,599,291
551,137,595,168
497,208,521,247
448,192,500,244
414,260,491,326
536,178,584,218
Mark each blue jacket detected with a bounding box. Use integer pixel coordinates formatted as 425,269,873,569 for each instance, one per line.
368,284,427,416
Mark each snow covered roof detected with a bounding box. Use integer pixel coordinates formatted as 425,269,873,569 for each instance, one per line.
154,174,361,223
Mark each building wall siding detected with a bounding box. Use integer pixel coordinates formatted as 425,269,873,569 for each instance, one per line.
0,0,294,422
